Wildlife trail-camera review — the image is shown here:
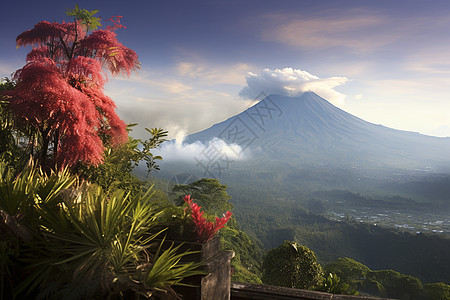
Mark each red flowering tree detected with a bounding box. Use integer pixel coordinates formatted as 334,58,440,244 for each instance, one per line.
4,6,139,168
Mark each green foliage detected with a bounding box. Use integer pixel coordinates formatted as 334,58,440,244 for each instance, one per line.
220,226,263,284
0,78,30,173
367,270,424,299
230,264,262,284
0,160,205,299
155,202,197,242
423,282,450,300
0,78,14,91
140,127,168,174
0,159,76,234
326,257,450,299
0,160,78,298
78,126,168,194
262,241,324,290
325,257,370,286
142,238,206,297
172,178,233,215
359,278,385,296
318,273,358,295
65,4,101,31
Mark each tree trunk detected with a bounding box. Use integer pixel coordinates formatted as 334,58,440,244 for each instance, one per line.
40,129,50,168
53,128,59,163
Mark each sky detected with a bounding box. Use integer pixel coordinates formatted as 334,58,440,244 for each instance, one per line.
1,0,450,140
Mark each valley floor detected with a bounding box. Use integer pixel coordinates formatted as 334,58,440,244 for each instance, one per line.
326,205,449,236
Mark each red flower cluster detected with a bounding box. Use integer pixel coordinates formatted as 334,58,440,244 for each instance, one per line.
183,195,232,243
105,16,127,31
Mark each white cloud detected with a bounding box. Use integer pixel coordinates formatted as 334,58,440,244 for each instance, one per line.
154,137,250,163
239,67,349,105
424,125,450,138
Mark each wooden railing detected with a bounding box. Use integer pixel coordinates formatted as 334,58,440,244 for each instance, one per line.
231,282,397,300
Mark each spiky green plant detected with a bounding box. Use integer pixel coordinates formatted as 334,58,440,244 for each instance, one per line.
142,238,205,296
0,160,76,299
0,160,206,299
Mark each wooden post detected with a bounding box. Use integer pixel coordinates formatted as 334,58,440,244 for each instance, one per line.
159,236,235,300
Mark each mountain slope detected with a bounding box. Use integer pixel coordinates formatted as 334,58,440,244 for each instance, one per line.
185,92,450,172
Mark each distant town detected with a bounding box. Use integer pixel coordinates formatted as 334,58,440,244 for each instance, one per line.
328,207,449,236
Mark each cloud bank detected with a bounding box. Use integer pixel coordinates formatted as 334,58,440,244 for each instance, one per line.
239,67,349,104
154,136,250,163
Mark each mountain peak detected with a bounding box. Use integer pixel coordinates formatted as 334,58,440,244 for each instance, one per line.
185,92,450,171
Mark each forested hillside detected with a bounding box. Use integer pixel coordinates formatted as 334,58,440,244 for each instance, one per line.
232,193,450,283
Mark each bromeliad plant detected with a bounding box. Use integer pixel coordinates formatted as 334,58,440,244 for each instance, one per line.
183,195,232,243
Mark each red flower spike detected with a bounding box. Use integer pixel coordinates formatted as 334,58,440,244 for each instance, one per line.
183,195,232,243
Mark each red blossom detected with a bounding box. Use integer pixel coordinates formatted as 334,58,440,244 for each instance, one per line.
17,21,86,59
16,21,65,48
66,56,106,89
8,58,122,166
106,16,127,31
183,195,232,243
26,47,49,62
78,30,140,76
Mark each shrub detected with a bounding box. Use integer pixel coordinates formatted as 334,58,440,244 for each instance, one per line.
262,240,324,289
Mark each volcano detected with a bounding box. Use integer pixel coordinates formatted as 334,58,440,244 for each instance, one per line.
184,92,450,172
154,92,450,281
